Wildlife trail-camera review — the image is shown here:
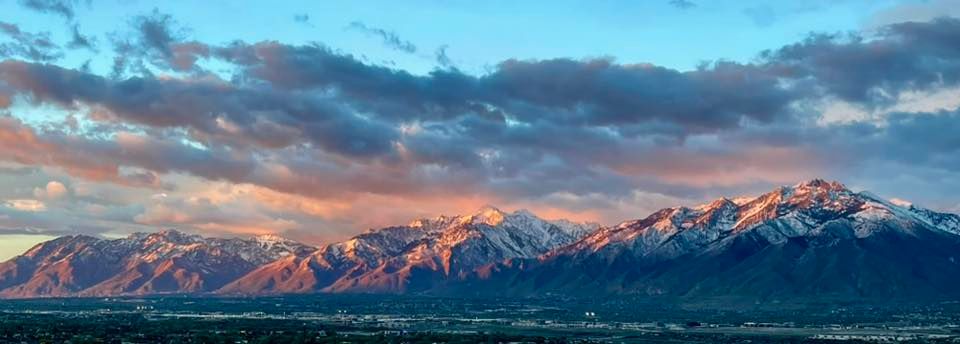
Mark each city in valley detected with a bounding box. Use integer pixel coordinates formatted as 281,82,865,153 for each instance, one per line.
1,296,960,343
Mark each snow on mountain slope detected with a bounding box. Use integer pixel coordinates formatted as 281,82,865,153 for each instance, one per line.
556,197,739,261
903,203,960,236
222,206,598,294
557,179,959,262
5,181,959,299
460,179,960,299
0,230,315,298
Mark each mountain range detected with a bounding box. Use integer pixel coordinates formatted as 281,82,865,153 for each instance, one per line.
3,179,960,301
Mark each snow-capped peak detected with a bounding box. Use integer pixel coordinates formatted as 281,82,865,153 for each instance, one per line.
405,206,510,231
253,233,290,245
468,205,507,226
695,197,737,212
110,230,317,265
889,198,914,208
408,206,578,232
140,229,203,245
793,178,847,191
564,179,960,261
329,206,598,271
730,196,757,206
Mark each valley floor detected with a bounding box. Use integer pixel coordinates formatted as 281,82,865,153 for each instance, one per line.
1,295,960,343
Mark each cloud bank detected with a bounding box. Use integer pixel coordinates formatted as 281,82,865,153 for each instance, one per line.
1,8,960,242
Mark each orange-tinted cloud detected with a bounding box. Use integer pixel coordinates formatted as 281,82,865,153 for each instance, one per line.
0,117,119,181
610,146,825,188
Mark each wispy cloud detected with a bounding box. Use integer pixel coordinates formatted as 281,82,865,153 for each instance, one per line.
66,24,96,51
668,0,696,10
346,21,417,54
435,44,453,68
0,21,63,61
18,0,82,20
293,13,310,25
5,200,46,212
743,5,777,27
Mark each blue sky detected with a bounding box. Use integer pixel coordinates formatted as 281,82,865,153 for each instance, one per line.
1,0,960,261
2,0,910,75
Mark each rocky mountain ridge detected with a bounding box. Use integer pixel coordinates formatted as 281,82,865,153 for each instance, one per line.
3,179,960,300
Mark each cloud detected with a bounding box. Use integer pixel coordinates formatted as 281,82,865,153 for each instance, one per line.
5,18,960,193
0,115,124,181
0,165,37,175
18,0,82,19
435,44,452,67
0,174,150,237
0,115,262,186
133,9,180,58
3,14,960,237
867,0,960,29
0,60,398,158
668,0,696,10
4,199,46,212
110,9,209,75
214,42,798,134
34,181,68,199
843,110,960,170
0,21,63,62
0,228,59,236
293,14,310,24
67,24,96,51
762,18,960,103
743,5,777,27
346,21,418,54
179,44,807,200
133,194,298,235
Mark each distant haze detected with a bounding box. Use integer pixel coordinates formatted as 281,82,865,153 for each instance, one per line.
0,235,55,261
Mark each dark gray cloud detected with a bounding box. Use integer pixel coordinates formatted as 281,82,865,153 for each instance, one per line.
67,24,96,51
111,9,209,75
0,61,396,159
18,0,82,19
214,41,479,121
822,110,960,171
215,42,799,136
762,17,960,104
346,21,418,54
134,9,179,58
483,59,797,129
435,44,452,68
0,21,63,62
